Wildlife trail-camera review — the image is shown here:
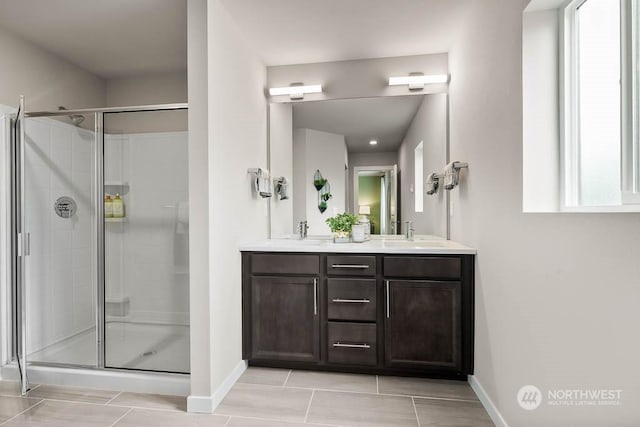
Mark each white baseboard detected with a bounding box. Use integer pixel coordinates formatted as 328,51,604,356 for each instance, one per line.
1,363,189,396
187,395,217,413
468,375,509,427
187,359,247,413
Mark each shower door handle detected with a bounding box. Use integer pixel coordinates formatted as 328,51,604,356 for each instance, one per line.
17,233,30,257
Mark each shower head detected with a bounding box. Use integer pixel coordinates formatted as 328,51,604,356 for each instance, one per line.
58,106,85,126
69,114,85,126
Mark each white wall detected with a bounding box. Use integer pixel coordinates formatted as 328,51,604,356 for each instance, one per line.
187,0,213,408
205,0,268,410
269,103,294,236
522,9,560,211
292,129,307,231
397,94,447,237
0,26,105,111
293,128,347,235
449,1,640,426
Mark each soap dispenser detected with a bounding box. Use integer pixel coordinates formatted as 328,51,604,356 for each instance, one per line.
112,193,125,218
104,194,113,218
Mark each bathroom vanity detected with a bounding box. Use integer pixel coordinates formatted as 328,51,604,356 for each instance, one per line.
241,239,475,380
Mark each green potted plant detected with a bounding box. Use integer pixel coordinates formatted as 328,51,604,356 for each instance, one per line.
326,212,359,243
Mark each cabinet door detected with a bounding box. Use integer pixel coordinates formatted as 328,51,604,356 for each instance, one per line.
385,280,461,370
250,276,319,362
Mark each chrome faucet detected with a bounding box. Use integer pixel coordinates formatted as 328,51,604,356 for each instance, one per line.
297,221,309,240
405,221,415,241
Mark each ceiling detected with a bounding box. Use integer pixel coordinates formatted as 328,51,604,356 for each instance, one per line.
293,95,424,153
0,0,469,80
0,0,187,78
220,0,471,66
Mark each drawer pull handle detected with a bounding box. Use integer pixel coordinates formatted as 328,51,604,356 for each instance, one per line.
331,298,370,303
331,264,370,269
332,342,371,349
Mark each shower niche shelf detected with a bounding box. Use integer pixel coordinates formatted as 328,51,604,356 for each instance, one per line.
104,181,130,195
105,217,127,223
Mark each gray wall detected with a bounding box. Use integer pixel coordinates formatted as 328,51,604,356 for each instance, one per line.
449,1,640,425
269,103,294,236
397,94,447,238
106,71,187,107
104,71,188,133
267,54,448,103
0,25,105,111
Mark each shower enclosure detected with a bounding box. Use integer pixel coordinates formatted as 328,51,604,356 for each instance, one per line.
7,98,189,394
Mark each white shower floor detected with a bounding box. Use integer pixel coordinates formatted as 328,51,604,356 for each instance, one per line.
28,322,190,374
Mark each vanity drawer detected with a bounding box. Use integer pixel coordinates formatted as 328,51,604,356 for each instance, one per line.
326,255,376,277
251,254,319,275
327,279,377,321
384,256,461,280
327,322,377,366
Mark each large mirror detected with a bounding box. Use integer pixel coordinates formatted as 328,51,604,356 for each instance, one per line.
269,93,448,238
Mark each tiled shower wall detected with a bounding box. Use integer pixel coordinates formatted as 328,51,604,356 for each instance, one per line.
105,132,189,325
24,117,96,354
22,115,189,355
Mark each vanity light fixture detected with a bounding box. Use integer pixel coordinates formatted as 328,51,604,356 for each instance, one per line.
388,73,449,90
268,83,322,100
369,140,378,145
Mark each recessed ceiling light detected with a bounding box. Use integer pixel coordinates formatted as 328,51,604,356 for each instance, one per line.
369,140,378,146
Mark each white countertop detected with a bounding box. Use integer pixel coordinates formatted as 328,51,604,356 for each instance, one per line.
239,236,476,255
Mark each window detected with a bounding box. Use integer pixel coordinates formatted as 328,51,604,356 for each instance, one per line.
563,0,622,208
627,0,640,201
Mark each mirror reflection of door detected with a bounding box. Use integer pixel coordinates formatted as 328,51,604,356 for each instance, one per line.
354,166,398,235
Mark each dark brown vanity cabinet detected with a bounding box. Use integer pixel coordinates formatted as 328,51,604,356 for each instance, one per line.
244,254,320,362
383,256,469,373
385,280,461,370
242,251,474,379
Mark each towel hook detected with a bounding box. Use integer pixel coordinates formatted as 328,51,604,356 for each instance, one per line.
247,168,272,198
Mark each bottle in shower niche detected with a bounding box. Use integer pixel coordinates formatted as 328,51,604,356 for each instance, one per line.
104,194,113,218
112,193,125,218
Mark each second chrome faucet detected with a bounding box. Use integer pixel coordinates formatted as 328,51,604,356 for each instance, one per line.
405,221,415,241
297,220,309,240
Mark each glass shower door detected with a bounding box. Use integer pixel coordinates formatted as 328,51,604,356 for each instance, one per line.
21,109,98,369
103,109,189,373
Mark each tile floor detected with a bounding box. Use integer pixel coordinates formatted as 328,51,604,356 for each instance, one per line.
0,368,494,426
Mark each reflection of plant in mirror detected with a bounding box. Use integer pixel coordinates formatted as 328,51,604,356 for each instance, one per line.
326,212,359,233
313,169,328,191
314,178,327,191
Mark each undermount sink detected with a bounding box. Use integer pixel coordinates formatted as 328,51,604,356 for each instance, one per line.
383,240,446,248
